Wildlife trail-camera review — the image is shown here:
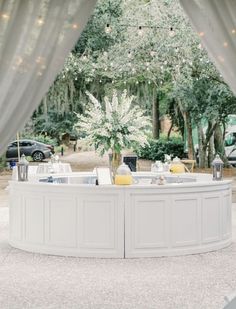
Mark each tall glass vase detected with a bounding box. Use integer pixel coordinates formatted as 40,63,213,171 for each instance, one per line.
110,151,122,177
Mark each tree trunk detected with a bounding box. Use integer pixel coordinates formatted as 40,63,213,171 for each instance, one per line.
152,90,160,139
167,121,173,140
183,111,194,160
177,99,194,160
214,122,229,166
196,122,205,168
208,136,214,168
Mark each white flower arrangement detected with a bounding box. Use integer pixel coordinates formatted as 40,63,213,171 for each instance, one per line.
75,90,150,156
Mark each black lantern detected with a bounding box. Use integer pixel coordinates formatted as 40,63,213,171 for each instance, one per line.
212,154,223,181
17,154,29,181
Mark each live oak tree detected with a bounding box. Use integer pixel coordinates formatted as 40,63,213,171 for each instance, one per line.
27,0,236,167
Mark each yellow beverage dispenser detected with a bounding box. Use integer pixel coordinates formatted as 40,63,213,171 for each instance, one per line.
170,157,185,174
114,163,133,185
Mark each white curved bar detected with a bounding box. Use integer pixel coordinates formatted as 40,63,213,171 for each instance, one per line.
9,174,232,258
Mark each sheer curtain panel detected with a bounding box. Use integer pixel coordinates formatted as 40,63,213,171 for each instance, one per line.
179,0,236,95
0,0,96,154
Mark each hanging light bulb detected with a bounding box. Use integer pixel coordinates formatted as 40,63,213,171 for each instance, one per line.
82,54,87,61
72,24,78,29
169,27,175,37
2,13,10,20
138,26,143,36
37,17,44,26
105,23,112,34
150,51,156,57
128,50,132,58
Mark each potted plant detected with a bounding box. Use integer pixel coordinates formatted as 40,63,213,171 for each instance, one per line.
75,90,150,173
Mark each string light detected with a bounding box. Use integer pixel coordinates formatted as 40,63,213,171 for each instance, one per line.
105,24,112,34
2,13,9,20
150,51,156,57
232,29,236,34
169,27,175,37
82,54,87,61
223,41,228,48
198,31,205,37
15,56,23,66
72,24,78,29
218,55,225,63
128,50,132,58
37,18,44,26
138,26,143,36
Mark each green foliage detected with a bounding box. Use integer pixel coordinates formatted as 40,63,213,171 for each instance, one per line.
21,134,58,146
31,109,78,142
74,0,124,55
137,138,185,161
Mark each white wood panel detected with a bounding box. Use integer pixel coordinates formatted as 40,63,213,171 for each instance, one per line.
77,192,124,257
80,199,114,248
24,195,44,244
222,194,232,239
202,195,221,243
10,194,23,241
171,196,200,247
46,196,77,248
125,193,169,257
134,198,167,248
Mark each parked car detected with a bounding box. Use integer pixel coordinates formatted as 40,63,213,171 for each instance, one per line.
6,139,54,162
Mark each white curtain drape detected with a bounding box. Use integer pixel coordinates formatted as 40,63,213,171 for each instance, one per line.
179,0,236,95
0,0,96,154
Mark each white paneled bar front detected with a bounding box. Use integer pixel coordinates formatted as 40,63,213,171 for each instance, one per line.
9,175,232,258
